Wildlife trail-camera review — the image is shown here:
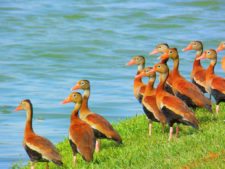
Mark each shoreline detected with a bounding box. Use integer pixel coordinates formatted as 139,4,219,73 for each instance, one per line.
14,104,225,169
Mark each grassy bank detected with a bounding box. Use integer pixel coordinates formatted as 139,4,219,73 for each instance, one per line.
14,104,225,169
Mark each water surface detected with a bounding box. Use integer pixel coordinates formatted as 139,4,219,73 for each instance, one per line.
0,0,225,168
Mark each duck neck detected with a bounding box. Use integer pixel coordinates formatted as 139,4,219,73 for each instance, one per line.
157,72,168,92
207,59,217,76
25,104,34,137
160,58,169,64
172,58,180,76
134,63,145,93
137,63,145,73
194,49,203,67
144,77,155,96
81,89,90,112
70,102,81,122
134,75,142,85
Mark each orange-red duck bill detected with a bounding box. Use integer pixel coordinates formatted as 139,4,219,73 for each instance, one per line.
135,71,145,78
216,45,223,52
149,48,159,55
126,59,136,66
182,44,192,52
71,83,80,91
61,97,71,104
158,53,169,60
150,67,156,73
196,52,206,60
14,105,23,111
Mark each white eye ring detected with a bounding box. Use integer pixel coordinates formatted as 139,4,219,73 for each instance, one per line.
81,82,85,85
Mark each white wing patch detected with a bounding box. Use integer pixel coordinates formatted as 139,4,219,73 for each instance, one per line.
25,142,50,161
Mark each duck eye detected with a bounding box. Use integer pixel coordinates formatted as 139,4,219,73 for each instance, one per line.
169,51,173,54
207,51,211,54
193,43,196,46
158,65,160,68
81,81,85,85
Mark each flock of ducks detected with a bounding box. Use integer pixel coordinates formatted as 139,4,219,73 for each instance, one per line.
127,40,225,140
14,40,225,169
15,80,122,169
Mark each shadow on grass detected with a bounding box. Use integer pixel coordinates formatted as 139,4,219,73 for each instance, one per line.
198,114,218,123
182,150,225,169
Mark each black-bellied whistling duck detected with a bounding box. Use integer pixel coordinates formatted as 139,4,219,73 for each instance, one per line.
15,100,63,169
126,55,146,103
197,49,225,114
127,56,164,135
71,80,122,152
149,43,174,95
62,92,95,165
216,41,225,71
136,67,167,136
151,63,199,141
160,48,212,112
150,43,170,60
182,41,207,93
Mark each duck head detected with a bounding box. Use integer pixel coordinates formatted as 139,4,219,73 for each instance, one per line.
149,43,169,55
151,63,169,74
182,41,203,52
15,99,32,112
135,67,156,79
71,80,90,91
158,48,178,61
216,41,225,52
62,92,82,104
126,55,145,66
197,49,217,60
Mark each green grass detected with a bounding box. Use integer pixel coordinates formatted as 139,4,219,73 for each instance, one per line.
14,104,225,169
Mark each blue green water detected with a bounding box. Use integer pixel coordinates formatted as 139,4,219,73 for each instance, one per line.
0,0,225,168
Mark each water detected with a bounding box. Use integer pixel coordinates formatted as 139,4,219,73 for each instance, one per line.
0,0,225,168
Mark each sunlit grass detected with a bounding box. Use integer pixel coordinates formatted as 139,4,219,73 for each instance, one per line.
14,103,225,169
